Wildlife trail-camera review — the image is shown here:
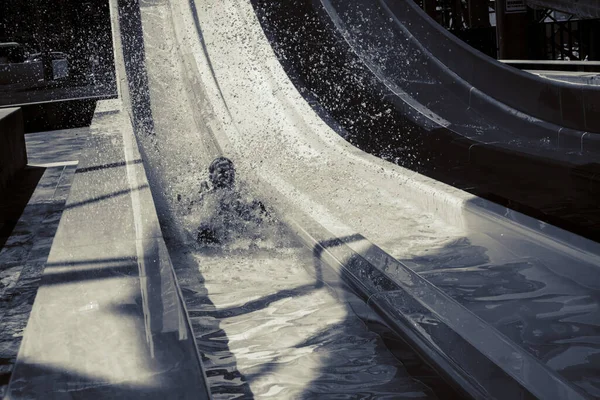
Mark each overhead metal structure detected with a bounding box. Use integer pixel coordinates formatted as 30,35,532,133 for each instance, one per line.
526,0,600,19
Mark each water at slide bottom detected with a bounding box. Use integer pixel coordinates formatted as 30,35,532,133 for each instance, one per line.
169,233,450,399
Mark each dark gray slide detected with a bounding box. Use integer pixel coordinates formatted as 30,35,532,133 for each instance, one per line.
320,0,600,149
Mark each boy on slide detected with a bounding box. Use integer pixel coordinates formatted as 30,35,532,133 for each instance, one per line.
196,157,269,245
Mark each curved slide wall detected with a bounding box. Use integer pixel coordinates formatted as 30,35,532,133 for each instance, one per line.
247,0,600,241
322,0,600,140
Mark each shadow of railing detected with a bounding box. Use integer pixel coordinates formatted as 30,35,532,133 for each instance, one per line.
75,159,143,174
304,233,460,399
6,248,206,398
204,230,451,398
64,184,149,210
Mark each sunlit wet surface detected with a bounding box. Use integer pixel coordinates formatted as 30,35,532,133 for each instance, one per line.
170,229,438,399
425,257,600,396
373,233,600,397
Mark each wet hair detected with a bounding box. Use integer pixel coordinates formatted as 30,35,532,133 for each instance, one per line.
208,157,235,189
208,157,234,174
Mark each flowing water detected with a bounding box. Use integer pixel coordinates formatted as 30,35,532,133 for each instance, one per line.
168,197,451,399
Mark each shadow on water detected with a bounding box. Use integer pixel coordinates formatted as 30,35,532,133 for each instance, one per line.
64,184,149,210
153,202,470,398
178,228,453,398
187,283,318,320
305,235,463,400
167,245,256,399
74,159,144,174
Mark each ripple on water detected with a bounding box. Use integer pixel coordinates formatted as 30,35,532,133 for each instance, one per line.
417,248,600,398
184,243,438,399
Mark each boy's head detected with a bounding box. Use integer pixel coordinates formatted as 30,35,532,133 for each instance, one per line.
209,157,235,189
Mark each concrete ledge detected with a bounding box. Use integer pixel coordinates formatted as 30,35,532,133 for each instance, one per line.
5,110,211,399
0,163,78,398
0,108,27,193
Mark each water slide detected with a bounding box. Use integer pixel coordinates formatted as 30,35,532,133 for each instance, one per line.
110,0,600,397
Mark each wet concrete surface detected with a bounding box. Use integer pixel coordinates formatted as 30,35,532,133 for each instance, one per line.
0,126,84,397
0,164,77,397
3,106,210,399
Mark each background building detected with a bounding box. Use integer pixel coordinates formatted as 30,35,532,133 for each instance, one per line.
415,0,600,60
